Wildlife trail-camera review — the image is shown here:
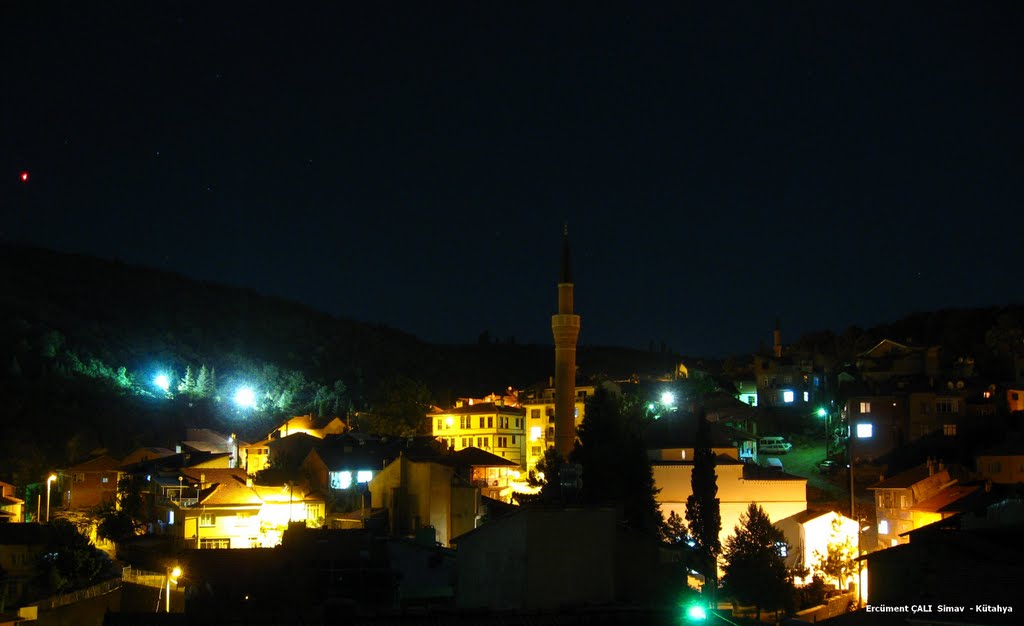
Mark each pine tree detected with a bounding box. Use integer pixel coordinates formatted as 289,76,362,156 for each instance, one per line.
686,410,722,597
195,365,211,398
722,503,794,619
177,366,194,395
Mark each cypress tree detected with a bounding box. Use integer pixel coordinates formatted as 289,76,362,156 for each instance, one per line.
686,409,722,600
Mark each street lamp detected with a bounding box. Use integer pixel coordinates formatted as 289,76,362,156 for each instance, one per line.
45,474,57,522
166,565,182,612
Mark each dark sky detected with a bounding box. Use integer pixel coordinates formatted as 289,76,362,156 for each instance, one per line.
3,2,1021,357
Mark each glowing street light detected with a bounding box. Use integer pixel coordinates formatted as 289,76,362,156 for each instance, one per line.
233,386,256,409
817,407,827,418
166,565,182,612
154,374,171,393
661,391,675,406
45,474,57,522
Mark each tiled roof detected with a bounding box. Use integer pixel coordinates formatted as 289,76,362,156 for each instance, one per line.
908,484,980,514
868,464,934,490
434,402,526,416
66,454,122,472
451,447,519,467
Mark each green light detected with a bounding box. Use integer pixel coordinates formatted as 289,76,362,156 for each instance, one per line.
685,604,707,621
817,407,827,418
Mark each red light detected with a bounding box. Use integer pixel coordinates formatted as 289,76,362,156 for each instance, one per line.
20,171,29,182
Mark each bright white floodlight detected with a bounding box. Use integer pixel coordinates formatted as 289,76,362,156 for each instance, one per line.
233,386,257,409
661,391,675,406
154,374,171,392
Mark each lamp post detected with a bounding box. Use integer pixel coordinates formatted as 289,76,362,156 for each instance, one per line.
45,474,57,522
166,566,182,612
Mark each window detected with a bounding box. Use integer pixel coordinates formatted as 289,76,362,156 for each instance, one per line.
803,391,809,402
878,520,889,535
574,407,579,418
330,471,353,490
356,470,373,483
782,390,794,403
530,426,542,441
462,437,470,448
479,417,485,428
531,409,540,420
936,398,958,414
546,427,554,439
859,402,871,414
437,419,443,431
487,416,494,428
101,477,109,484
546,409,554,423
531,446,542,457
199,538,229,549
498,416,509,429
989,462,1002,473
1013,392,1020,401
775,542,788,557
199,513,215,527
511,435,517,445
235,512,252,526
497,436,508,448
943,424,957,436
73,473,85,483
919,401,930,415
460,416,471,429
168,510,174,525
515,418,523,429
856,423,873,438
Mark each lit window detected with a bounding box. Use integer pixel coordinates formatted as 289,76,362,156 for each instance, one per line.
856,423,873,438
860,402,871,413
943,424,956,436
783,390,794,403
878,520,889,534
101,477,109,484
356,470,372,483
168,511,175,525
803,391,809,402
199,513,215,527
775,541,788,557
530,426,542,441
574,407,579,418
330,471,353,489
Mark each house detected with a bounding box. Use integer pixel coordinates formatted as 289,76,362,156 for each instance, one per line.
655,460,807,563
855,339,940,382
174,468,262,549
976,434,1024,484
428,401,527,468
843,393,905,462
520,383,595,472
449,446,521,503
119,447,176,466
0,482,24,523
242,415,350,474
60,454,123,509
180,429,240,468
774,510,859,588
861,494,1024,624
0,523,48,602
867,459,961,549
368,453,479,547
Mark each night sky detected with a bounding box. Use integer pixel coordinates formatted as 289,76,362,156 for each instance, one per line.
3,3,1021,357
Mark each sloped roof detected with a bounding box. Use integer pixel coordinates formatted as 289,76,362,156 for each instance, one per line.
434,402,526,416
192,470,262,507
451,447,519,468
66,454,122,472
869,464,935,490
909,484,980,513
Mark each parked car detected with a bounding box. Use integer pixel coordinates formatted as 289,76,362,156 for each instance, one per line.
759,436,793,455
817,459,841,475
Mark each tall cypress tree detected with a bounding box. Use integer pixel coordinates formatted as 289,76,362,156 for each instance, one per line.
686,409,722,600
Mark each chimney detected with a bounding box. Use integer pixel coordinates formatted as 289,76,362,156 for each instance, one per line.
246,478,253,488
927,458,935,476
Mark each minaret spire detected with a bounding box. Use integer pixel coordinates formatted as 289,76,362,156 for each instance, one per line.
552,226,581,458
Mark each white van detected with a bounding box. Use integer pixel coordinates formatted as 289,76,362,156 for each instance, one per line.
759,436,792,455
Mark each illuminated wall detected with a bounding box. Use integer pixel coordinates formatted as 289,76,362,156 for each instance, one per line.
429,402,527,468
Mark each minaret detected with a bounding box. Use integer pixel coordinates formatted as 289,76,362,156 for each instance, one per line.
551,225,581,458
773,318,782,358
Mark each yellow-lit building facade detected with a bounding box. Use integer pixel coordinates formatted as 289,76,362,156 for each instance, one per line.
520,385,594,472
429,401,527,468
